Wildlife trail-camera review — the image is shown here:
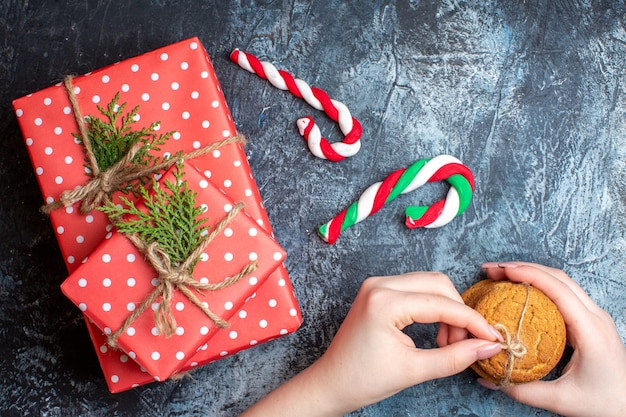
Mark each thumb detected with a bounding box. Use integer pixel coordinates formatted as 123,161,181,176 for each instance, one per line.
499,381,562,413
414,339,502,381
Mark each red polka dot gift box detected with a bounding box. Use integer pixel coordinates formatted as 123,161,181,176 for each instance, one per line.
61,160,286,381
12,37,268,270
12,37,301,392
85,265,300,392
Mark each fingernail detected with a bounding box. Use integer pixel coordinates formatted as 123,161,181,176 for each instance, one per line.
489,325,504,343
477,378,500,390
481,262,500,270
497,262,519,268
477,342,502,360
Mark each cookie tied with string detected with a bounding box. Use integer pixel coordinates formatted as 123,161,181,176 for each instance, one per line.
462,280,566,386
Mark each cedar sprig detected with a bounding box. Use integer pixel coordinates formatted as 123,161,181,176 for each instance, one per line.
99,161,210,270
76,92,174,191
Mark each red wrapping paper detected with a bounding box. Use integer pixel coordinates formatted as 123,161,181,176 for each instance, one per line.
13,37,301,391
61,162,286,380
13,38,264,268
85,269,300,391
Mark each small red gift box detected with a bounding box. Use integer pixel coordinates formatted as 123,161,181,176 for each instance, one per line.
61,161,286,380
85,269,300,391
13,37,301,391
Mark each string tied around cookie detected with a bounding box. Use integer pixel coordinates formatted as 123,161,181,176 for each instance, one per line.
496,324,528,359
106,201,258,348
41,75,246,215
494,283,531,386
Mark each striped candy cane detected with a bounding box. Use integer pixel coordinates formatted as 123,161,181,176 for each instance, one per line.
230,48,362,162
318,155,475,244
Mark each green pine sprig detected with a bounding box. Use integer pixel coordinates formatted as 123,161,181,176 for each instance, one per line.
99,162,210,270
76,92,174,191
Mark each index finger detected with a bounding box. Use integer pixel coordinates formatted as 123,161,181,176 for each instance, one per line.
366,271,465,304
388,291,500,343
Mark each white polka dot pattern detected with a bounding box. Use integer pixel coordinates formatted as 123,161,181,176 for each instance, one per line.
12,37,270,274
13,37,301,393
81,260,301,393
61,161,288,382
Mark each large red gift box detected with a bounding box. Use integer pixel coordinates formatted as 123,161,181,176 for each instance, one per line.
13,37,301,391
13,37,265,268
61,161,286,381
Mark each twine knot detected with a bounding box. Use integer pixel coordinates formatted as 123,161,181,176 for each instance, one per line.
106,202,258,348
495,323,528,358
52,141,144,214
493,283,531,386
74,170,120,213
94,170,116,194
162,268,193,287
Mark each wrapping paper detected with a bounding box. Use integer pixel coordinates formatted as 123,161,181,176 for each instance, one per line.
61,162,286,380
85,269,300,391
13,37,301,391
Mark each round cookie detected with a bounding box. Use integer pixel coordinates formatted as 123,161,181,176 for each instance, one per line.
461,280,566,385
461,279,493,309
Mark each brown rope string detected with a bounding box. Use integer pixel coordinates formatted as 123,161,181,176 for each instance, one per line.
41,75,246,214
64,76,97,176
494,283,530,386
107,201,258,348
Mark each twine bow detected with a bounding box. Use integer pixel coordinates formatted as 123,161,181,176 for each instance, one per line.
494,283,531,386
41,75,246,214
43,140,149,214
107,201,258,348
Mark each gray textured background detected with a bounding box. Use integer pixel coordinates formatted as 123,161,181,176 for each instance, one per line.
1,1,625,416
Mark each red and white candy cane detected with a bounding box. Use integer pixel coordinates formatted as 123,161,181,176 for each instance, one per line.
230,48,362,162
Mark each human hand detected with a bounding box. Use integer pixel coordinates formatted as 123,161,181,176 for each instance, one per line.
480,262,626,417
242,271,503,417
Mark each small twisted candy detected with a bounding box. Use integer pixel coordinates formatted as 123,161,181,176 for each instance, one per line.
318,155,475,244
230,48,362,161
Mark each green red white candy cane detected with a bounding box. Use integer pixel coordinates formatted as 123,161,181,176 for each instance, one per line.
230,49,362,162
318,155,475,244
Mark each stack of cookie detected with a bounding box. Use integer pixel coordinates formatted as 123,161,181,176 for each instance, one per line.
462,280,567,386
